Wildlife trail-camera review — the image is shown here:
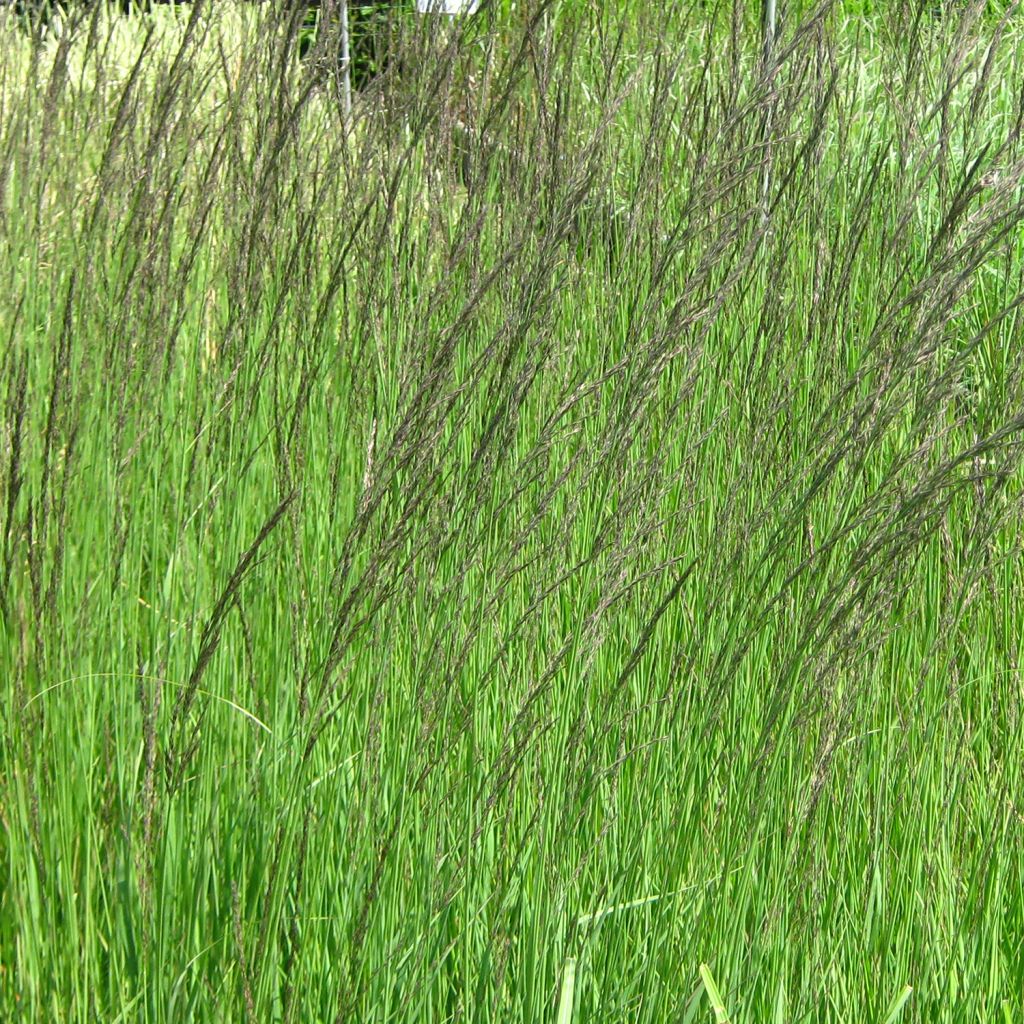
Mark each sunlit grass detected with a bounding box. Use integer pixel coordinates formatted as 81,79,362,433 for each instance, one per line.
0,1,1022,1021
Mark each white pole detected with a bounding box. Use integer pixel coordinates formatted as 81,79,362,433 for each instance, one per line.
761,0,776,217
340,0,352,120
415,1,480,11
763,0,776,66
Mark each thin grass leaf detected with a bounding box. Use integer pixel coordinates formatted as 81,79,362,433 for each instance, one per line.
880,985,913,1024
699,964,731,1024
557,957,576,1024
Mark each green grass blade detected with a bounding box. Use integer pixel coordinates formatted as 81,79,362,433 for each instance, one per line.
699,964,730,1024
773,977,786,1024
880,984,913,1024
556,957,577,1024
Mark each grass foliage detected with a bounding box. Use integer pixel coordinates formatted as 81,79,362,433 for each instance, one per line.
1,0,1023,1020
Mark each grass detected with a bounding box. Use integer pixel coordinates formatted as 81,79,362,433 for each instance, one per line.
0,0,1023,1020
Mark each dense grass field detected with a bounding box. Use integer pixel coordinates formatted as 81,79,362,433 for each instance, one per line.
1,1,1023,1020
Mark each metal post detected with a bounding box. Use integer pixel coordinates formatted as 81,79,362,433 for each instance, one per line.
761,0,777,218
763,0,776,66
340,0,352,119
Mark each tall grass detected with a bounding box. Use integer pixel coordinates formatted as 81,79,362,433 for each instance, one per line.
1,0,1022,1020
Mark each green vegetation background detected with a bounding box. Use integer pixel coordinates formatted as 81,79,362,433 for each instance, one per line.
0,1,1022,1020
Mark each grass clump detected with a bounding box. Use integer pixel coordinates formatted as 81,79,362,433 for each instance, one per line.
0,0,1022,1020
